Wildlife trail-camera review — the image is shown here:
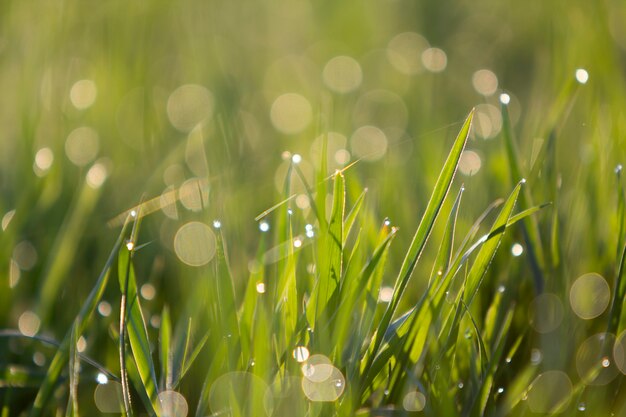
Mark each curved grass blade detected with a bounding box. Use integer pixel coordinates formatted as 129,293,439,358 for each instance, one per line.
28,221,129,417
364,109,474,376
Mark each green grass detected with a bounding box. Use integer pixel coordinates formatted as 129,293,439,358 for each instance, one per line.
2,0,626,416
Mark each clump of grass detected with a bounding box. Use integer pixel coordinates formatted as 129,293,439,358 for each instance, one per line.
9,107,617,417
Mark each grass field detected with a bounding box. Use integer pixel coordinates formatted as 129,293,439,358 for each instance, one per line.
2,0,626,416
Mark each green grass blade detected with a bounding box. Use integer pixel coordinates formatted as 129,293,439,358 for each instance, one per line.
159,306,172,390
429,186,464,286
28,222,129,417
118,247,159,416
307,171,345,331
367,109,474,371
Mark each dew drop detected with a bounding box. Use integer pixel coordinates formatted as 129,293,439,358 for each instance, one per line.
293,238,303,248
497,285,506,293
578,402,586,411
292,154,302,164
130,210,137,218
287,208,293,216
497,387,504,394
212,220,221,229
126,241,135,251
602,357,611,368
499,93,511,105
457,382,464,389
511,243,524,257
384,218,391,226
259,221,270,232
96,373,109,385
575,68,589,84
464,329,472,339
616,164,623,174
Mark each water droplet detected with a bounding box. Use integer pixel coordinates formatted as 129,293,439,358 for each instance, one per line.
505,357,512,364
464,329,472,339
575,68,589,84
497,387,504,394
256,282,266,294
511,243,524,257
602,357,611,368
457,382,464,389
126,241,135,251
292,153,302,164
249,359,255,367
305,224,313,231
520,178,527,184
226,334,232,338
306,229,315,238
293,238,303,248
497,285,506,293
578,402,586,411
616,164,623,174
499,93,511,105
293,346,310,362
334,379,343,388
96,373,109,384
212,220,221,229
287,208,293,216
384,218,391,226
259,221,270,232
384,389,390,396
130,210,137,218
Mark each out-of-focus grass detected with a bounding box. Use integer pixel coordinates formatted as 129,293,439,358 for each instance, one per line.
2,0,626,415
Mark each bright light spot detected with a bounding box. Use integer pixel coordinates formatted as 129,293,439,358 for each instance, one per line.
179,178,209,212
70,79,97,110
575,68,589,84
511,243,524,256
259,221,270,232
293,238,303,248
378,286,394,303
167,84,214,132
65,126,99,167
130,210,137,218
293,346,310,362
528,293,564,334
526,371,572,413
458,150,482,176
322,55,363,93
472,69,498,96
578,403,586,411
387,32,429,75
150,315,161,328
291,153,302,164
140,283,156,300
157,390,188,417
174,222,217,267
301,358,345,401
13,241,38,271
570,273,610,319
34,147,54,175
473,104,503,139
18,311,41,336
86,162,109,189
97,301,112,317
296,194,310,209
305,224,313,231
33,352,46,366
577,333,619,385
9,259,20,288
212,220,222,229
281,151,292,160
94,381,124,413
2,209,15,231
255,282,265,294
402,391,426,412
77,336,87,353
96,373,109,385
270,93,312,135
421,47,447,72
351,126,388,162
497,387,504,394
306,229,315,238
126,241,135,251
499,93,511,105
334,149,351,165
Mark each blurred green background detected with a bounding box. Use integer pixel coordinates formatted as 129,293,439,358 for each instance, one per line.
2,0,626,413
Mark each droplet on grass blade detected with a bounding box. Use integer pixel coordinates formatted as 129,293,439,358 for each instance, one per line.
293,346,310,362
259,221,270,232
575,68,589,84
